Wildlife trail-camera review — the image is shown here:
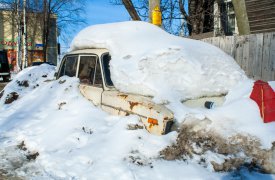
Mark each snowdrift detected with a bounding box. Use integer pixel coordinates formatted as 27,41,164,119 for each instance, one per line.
71,21,247,102
0,65,274,178
0,65,225,179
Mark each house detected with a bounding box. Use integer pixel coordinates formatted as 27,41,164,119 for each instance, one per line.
190,0,275,39
0,8,58,70
214,0,238,36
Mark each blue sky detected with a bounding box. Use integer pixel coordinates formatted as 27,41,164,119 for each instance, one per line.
85,0,130,25
60,0,130,51
60,0,187,52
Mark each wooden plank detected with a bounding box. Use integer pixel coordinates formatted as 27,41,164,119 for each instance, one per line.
248,34,257,78
248,33,263,80
201,38,211,44
226,36,235,56
261,33,272,81
234,35,245,69
242,35,250,75
212,37,220,48
219,36,226,52
270,32,275,80
206,38,212,44
200,33,275,80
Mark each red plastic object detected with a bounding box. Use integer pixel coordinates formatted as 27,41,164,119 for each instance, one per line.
250,80,275,123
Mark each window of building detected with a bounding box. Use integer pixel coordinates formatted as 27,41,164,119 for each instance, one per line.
224,1,236,35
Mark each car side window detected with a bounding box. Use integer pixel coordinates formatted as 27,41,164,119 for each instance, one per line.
78,56,96,84
59,56,78,77
101,54,114,86
78,56,102,87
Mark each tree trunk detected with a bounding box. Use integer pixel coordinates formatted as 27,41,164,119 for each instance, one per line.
42,0,49,62
22,0,28,68
190,0,205,35
232,0,250,35
16,0,22,71
122,0,141,21
179,0,192,34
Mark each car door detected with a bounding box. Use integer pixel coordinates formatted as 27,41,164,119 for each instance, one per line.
78,55,103,106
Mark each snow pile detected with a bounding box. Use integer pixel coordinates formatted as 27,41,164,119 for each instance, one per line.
0,65,274,179
71,21,247,102
0,22,274,179
0,64,55,106
0,65,228,179
166,78,275,149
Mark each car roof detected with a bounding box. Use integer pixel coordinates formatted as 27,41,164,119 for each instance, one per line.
66,48,109,56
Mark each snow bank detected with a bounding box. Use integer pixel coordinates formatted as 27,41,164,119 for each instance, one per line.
0,64,55,106
0,64,274,179
0,65,226,179
71,21,247,102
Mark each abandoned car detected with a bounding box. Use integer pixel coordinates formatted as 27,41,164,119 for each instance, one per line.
56,48,176,135
56,46,229,135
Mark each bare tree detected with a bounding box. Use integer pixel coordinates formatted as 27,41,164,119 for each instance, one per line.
111,0,185,35
112,0,229,36
1,0,86,62
34,0,86,61
179,0,215,35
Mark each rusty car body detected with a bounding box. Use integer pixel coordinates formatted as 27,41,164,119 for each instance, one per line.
56,48,225,135
56,48,174,135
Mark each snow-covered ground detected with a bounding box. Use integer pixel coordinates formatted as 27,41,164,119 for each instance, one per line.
0,65,274,179
0,22,275,179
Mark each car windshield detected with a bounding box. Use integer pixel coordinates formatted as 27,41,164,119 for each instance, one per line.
102,54,114,87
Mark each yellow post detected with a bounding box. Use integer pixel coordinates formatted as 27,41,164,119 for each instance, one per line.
152,6,162,26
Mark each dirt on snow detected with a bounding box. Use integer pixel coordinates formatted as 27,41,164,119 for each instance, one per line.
160,117,275,174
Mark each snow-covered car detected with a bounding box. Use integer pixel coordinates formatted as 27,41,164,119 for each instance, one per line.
57,21,247,135
56,48,174,135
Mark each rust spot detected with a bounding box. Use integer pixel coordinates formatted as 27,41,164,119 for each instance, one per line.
148,118,159,129
118,94,128,99
148,124,158,129
148,118,158,125
129,101,139,110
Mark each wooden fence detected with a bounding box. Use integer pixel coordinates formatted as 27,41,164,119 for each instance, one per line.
201,32,275,81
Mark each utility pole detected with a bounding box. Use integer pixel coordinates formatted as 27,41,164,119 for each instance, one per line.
16,0,21,71
149,0,161,26
22,0,28,68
